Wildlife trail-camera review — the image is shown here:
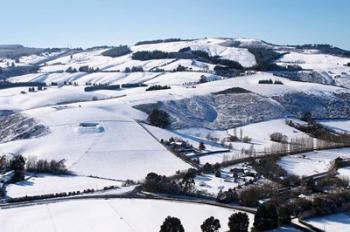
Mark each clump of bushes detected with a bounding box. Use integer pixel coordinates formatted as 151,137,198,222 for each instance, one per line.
270,132,288,143
258,79,284,84
253,203,279,231
146,85,170,91
238,186,265,206
242,136,252,143
148,109,170,128
125,66,144,72
228,212,249,232
101,45,131,58
217,189,238,203
135,38,184,46
143,172,182,194
26,157,69,174
78,65,99,73
66,66,77,73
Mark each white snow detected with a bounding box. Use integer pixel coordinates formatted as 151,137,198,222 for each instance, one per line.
278,148,350,177
6,174,122,198
0,86,122,111
0,199,254,232
277,51,350,78
318,120,350,133
132,38,257,67
228,119,309,147
0,106,191,180
337,167,350,181
305,213,350,231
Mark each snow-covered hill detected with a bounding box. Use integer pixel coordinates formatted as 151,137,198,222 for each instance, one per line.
1,37,350,183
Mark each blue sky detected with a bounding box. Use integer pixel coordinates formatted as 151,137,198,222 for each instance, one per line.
0,0,349,49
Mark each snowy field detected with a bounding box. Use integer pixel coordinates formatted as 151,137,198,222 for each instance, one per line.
338,167,350,180
0,199,254,232
0,106,191,180
5,71,347,113
0,85,123,111
195,173,238,196
305,213,350,231
278,148,350,176
318,119,350,133
6,174,123,198
277,51,350,78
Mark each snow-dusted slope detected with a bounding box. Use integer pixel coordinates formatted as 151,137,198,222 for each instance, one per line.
0,199,254,232
132,38,257,67
0,86,123,111
0,106,191,180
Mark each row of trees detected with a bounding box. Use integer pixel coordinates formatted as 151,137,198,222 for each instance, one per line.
159,203,281,232
66,65,100,73
132,49,243,70
258,79,283,84
26,157,68,175
146,85,171,91
0,154,68,183
101,45,131,58
135,38,184,45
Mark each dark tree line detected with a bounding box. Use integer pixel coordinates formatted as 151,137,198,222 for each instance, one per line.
135,38,185,46
159,212,250,232
146,85,171,91
101,45,131,58
132,49,243,70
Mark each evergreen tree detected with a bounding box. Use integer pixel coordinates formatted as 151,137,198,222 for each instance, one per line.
278,206,291,225
160,216,185,232
181,169,196,192
253,203,278,231
228,212,249,232
10,155,26,182
148,109,170,128
199,142,206,151
201,216,221,232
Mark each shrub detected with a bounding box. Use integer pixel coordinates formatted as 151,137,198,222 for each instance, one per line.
174,64,186,72
253,203,278,231
131,66,143,72
66,67,77,73
143,172,181,194
278,206,291,225
148,109,171,128
300,112,313,123
160,216,185,232
201,216,221,232
199,142,206,151
217,189,238,203
238,186,262,206
270,132,288,143
242,136,251,143
228,135,239,142
228,212,249,232
202,163,214,174
199,75,208,83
